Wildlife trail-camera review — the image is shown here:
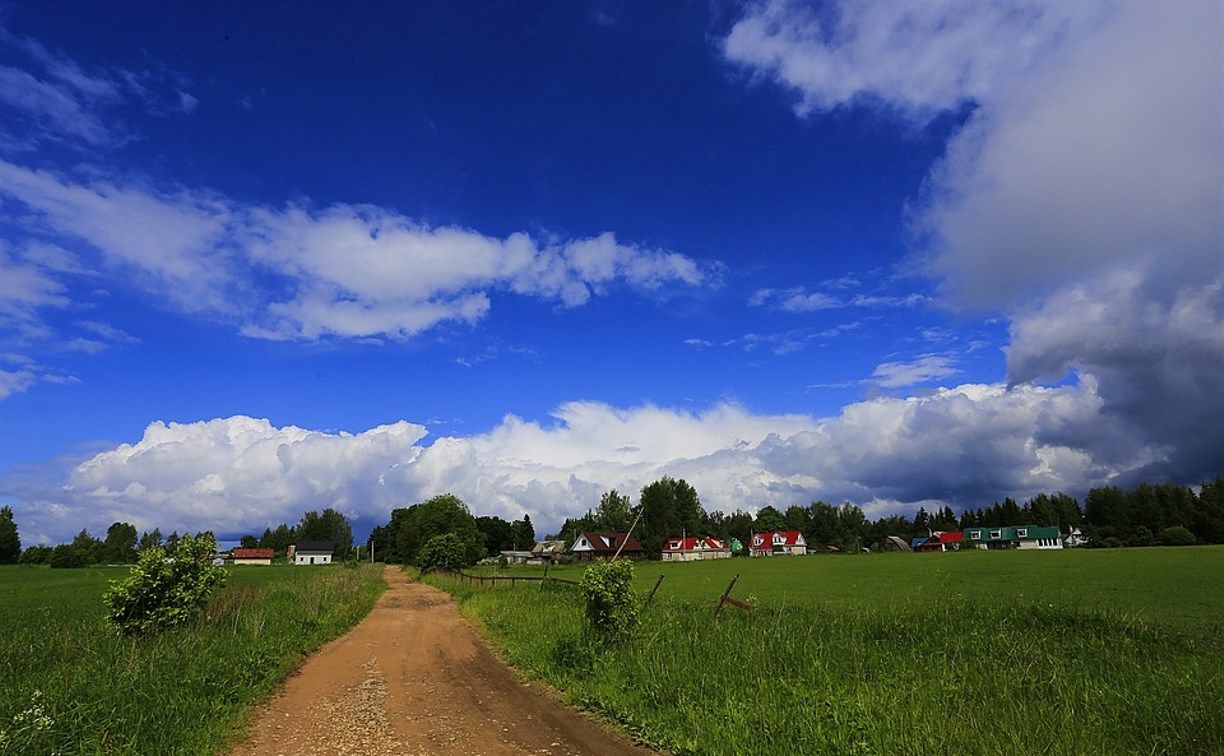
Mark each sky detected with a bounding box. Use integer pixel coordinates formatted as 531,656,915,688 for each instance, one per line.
0,0,1220,547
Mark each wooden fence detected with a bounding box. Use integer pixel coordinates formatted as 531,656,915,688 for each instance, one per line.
441,569,753,618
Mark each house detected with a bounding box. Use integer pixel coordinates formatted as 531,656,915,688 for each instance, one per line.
232,547,274,565
661,536,732,561
915,531,965,553
569,532,645,561
291,541,335,565
527,540,567,565
963,525,1063,550
499,550,532,565
749,531,807,556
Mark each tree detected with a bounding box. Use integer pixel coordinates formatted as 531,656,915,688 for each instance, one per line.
475,515,514,556
138,528,163,552
19,544,52,564
298,508,354,558
392,494,484,566
594,489,633,532
753,505,786,533
416,533,470,572
638,477,703,558
511,514,535,549
104,532,227,636
239,534,259,549
101,522,138,564
0,505,20,564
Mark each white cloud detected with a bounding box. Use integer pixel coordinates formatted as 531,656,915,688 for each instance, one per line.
869,354,958,389
0,23,198,149
0,367,35,399
723,0,1224,487
4,383,1170,543
0,162,720,345
722,0,1101,121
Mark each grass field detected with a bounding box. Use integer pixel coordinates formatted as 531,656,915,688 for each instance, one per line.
0,564,385,755
434,547,1224,755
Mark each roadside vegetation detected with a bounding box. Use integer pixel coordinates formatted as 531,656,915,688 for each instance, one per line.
429,548,1224,755
0,564,384,755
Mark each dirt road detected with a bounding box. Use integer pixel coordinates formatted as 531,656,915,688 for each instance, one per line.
234,566,654,755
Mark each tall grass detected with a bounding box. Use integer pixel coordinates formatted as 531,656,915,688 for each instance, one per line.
432,552,1223,755
0,564,385,755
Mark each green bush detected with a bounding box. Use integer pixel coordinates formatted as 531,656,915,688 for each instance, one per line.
580,559,638,644
103,533,227,636
417,532,469,573
1158,526,1196,546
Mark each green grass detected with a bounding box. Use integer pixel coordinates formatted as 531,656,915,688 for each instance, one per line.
468,546,1224,630
435,548,1224,755
0,564,385,755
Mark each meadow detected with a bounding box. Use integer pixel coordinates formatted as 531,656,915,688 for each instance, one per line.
433,547,1224,755
0,563,385,755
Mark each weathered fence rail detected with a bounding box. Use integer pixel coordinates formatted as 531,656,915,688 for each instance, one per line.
445,571,580,588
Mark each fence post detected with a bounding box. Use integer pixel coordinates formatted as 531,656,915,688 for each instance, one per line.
713,574,753,619
644,574,666,607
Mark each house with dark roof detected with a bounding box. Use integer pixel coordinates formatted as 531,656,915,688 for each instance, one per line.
661,536,732,561
569,532,644,561
749,531,807,556
290,541,335,565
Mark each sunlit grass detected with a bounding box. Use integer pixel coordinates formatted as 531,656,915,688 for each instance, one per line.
433,548,1224,755
0,564,385,755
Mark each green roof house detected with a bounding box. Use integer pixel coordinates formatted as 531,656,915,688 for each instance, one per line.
963,525,1063,550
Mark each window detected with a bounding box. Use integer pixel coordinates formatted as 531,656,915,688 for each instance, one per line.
989,529,1002,539
1017,528,1028,538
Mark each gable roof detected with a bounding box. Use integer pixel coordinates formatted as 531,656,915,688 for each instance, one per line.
294,540,334,553
232,548,274,559
750,531,805,548
574,532,643,553
663,536,729,551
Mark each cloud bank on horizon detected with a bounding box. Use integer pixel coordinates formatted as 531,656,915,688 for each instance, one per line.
1,1,1220,544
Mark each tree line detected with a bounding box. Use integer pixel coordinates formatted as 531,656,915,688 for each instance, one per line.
2,507,358,567
543,476,1224,556
2,478,1220,568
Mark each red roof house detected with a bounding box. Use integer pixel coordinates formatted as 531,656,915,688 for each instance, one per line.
749,531,807,556
232,547,275,565
661,536,732,561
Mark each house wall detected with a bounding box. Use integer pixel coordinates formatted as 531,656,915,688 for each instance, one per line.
294,552,332,565
232,558,272,566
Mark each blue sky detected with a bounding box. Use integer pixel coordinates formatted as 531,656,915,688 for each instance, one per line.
1,1,1220,546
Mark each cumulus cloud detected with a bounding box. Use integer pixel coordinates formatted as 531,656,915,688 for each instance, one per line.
5,384,1171,544
723,0,1224,486
722,0,1101,122
0,160,720,344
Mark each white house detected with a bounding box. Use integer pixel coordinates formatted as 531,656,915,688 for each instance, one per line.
291,541,334,565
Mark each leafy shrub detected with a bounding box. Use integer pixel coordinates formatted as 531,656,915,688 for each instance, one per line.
1158,526,1196,546
104,532,227,636
417,532,469,573
580,559,638,644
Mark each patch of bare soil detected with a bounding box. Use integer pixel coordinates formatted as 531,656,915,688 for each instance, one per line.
233,566,656,755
